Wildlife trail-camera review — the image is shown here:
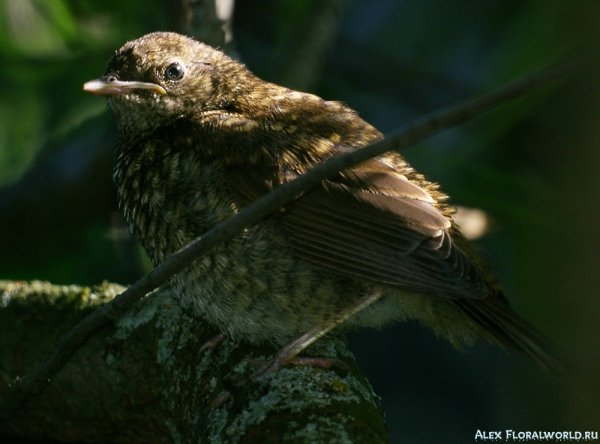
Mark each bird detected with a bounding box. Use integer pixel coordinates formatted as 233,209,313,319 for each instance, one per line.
83,31,564,376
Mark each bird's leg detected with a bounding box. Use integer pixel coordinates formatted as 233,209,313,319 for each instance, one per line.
251,291,384,378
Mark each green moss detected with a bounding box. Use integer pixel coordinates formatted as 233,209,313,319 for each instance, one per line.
0,280,128,310
112,288,164,340
285,413,355,443
203,337,385,442
0,281,387,442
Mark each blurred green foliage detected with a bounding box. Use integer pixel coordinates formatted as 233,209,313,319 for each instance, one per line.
0,0,174,286
0,0,168,187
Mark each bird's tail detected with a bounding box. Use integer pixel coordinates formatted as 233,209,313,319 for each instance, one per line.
455,294,567,374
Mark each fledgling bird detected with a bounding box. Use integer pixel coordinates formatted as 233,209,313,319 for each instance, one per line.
84,32,563,375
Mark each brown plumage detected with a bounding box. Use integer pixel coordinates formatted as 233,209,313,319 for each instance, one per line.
84,32,564,374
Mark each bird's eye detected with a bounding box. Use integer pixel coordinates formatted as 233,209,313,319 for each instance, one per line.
165,63,185,81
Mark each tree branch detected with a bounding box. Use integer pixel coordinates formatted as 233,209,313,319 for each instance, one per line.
0,281,387,442
278,0,347,91
0,56,583,415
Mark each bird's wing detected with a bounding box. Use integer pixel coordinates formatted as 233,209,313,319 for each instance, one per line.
226,155,490,300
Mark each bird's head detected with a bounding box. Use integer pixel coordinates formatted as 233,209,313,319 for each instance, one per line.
84,32,249,133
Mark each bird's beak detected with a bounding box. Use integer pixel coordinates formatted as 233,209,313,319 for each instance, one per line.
83,77,167,96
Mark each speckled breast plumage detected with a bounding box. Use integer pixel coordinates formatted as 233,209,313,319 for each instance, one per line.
113,130,409,345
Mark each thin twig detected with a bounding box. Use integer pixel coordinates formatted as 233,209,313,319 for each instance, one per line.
279,0,347,91
1,57,583,414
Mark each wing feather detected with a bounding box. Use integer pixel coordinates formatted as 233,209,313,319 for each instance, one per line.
225,156,490,299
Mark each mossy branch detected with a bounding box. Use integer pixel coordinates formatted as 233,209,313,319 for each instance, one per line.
0,281,388,443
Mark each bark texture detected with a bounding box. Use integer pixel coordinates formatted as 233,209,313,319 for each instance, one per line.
0,280,389,443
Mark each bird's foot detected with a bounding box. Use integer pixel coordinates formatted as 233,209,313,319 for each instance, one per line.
248,355,349,379
210,355,346,408
199,332,227,353
210,390,232,408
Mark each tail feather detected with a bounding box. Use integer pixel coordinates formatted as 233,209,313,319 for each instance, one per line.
455,294,567,374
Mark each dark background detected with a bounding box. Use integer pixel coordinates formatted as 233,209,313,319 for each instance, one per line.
1,0,599,442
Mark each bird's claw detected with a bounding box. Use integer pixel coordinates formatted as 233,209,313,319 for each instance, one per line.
248,355,349,379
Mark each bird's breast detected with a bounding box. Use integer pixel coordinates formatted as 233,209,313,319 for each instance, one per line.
114,136,240,266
